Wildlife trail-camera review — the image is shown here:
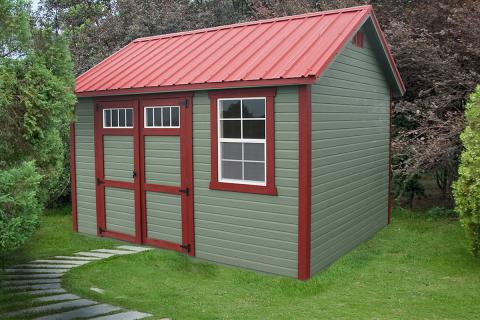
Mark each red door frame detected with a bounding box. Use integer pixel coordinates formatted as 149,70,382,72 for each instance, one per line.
139,94,195,256
94,99,142,243
93,93,194,256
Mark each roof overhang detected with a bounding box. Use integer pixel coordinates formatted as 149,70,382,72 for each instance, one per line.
75,77,316,97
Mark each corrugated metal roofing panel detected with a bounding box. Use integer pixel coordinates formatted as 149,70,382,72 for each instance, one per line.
75,5,405,96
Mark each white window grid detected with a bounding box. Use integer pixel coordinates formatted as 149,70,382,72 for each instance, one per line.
103,108,133,128
217,97,267,186
144,106,180,128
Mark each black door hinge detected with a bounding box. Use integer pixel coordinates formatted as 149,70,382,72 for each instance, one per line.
132,170,137,178
98,226,105,234
96,104,100,111
180,243,191,252
179,188,189,196
179,99,188,108
96,178,104,185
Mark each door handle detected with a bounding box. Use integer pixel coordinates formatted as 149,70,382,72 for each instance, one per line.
132,170,137,178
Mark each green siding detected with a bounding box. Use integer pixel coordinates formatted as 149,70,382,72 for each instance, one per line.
146,191,182,243
105,187,135,235
75,98,97,235
144,136,180,185
310,30,390,275
104,136,134,182
192,86,299,277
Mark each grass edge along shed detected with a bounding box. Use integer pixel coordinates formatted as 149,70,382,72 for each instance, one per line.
71,5,405,280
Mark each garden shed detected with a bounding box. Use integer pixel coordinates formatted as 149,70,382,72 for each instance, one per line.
71,5,405,280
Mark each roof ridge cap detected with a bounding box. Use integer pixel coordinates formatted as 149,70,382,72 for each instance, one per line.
133,5,372,43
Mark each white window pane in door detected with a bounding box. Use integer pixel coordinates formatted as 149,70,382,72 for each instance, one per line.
162,107,170,126
104,110,111,127
244,162,265,182
153,108,162,127
244,143,264,161
222,161,242,180
221,100,241,118
126,109,133,127
221,142,242,160
171,107,179,126
146,108,153,127
112,109,119,127
242,99,265,118
119,109,126,126
243,120,265,139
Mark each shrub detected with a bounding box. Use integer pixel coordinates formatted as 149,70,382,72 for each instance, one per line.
0,162,42,254
425,207,457,219
453,85,480,256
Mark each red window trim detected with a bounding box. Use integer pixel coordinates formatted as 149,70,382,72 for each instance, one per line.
208,87,277,196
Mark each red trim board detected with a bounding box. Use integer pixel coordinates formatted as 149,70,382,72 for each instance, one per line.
208,87,278,196
70,121,78,232
298,85,312,280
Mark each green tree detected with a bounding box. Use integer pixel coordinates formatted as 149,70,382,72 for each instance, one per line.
453,85,480,256
0,0,76,253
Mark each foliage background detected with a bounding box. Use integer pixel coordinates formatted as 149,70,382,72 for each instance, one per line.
0,0,76,253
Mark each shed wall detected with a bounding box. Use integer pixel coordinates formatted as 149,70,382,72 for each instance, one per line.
192,86,299,277
310,31,390,275
75,98,97,235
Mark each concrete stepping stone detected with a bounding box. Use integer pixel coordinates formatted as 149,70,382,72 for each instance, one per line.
53,255,100,261
31,260,91,265
91,310,153,319
4,268,68,273
2,278,61,285
34,293,80,303
1,273,63,279
116,245,151,252
22,288,66,295
13,264,78,269
1,298,97,317
5,283,61,291
74,252,115,258
33,303,121,320
93,249,138,255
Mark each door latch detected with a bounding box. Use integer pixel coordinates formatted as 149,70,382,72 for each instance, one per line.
180,243,191,252
179,188,189,196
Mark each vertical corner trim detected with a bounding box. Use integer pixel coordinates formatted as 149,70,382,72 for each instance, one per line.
70,121,78,232
298,85,312,280
388,90,393,224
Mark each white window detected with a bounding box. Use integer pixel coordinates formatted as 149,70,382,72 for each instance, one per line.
103,108,133,128
144,106,180,128
218,98,266,185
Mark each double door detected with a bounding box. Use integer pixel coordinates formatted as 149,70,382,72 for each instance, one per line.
94,95,194,255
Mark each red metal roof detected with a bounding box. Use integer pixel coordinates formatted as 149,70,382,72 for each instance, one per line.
75,5,405,96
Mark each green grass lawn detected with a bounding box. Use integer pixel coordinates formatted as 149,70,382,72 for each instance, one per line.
2,207,480,319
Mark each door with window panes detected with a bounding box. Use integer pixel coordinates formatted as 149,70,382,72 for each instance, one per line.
94,96,194,254
139,97,193,254
94,100,142,243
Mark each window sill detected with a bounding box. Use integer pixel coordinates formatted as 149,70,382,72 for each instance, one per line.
209,181,278,196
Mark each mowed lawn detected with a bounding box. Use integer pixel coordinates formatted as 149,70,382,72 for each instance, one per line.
2,208,480,319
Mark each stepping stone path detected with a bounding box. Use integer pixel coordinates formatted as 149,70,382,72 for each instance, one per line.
1,245,153,320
